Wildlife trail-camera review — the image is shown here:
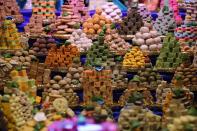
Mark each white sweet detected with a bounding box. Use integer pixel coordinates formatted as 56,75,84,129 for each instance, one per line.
140,45,148,51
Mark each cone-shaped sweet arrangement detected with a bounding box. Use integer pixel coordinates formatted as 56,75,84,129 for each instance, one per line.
0,0,23,23
100,2,122,23
153,6,176,35
82,69,113,106
132,22,162,54
25,0,55,36
52,3,81,39
0,91,33,128
105,30,131,55
63,57,84,90
68,29,93,52
83,8,112,37
45,44,79,69
118,7,144,35
155,33,183,71
43,75,79,106
138,4,151,22
123,46,146,69
0,20,22,49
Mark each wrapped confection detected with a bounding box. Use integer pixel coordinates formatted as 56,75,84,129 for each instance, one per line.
0,20,23,49
155,33,184,71
82,69,113,106
132,22,162,54
100,2,122,23
0,0,23,23
83,8,112,37
31,37,56,56
45,44,79,70
105,30,131,55
43,75,79,107
68,29,93,52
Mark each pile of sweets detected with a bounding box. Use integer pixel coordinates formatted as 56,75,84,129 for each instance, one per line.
83,8,112,36
155,33,184,70
52,3,81,39
0,0,23,23
11,50,37,67
43,75,79,106
100,2,122,23
68,0,89,22
118,7,144,35
0,91,33,129
104,30,131,55
45,44,79,69
138,4,151,22
0,20,22,49
153,6,176,35
82,69,113,106
123,46,146,69
48,116,118,131
31,37,56,56
25,0,56,36
63,57,84,90
132,22,162,54
68,29,93,52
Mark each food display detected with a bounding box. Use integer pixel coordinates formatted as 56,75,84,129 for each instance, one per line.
132,23,162,54
68,29,93,52
118,7,144,35
0,20,23,49
100,2,122,23
0,0,23,23
45,44,79,70
105,30,131,55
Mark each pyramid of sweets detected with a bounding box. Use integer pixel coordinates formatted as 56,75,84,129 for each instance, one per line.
138,4,151,22
31,37,56,56
43,75,79,106
0,20,22,49
0,0,23,23
155,33,184,71
105,30,131,55
100,2,122,23
132,23,162,54
52,4,81,39
68,0,89,22
118,7,144,35
153,6,176,35
123,46,146,69
0,91,33,129
85,33,114,68
83,8,112,36
63,57,84,90
68,29,93,52
11,50,37,67
45,44,79,69
25,0,55,36
82,69,113,106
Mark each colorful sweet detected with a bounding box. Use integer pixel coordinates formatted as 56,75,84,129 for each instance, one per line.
68,29,93,52
155,33,184,71
82,69,113,106
30,38,56,56
100,2,122,23
0,20,23,49
51,3,81,39
63,57,84,90
24,0,32,9
123,46,146,69
118,7,144,35
45,44,79,69
43,75,79,107
0,0,23,23
153,6,176,35
132,23,162,54
105,30,131,55
138,4,151,22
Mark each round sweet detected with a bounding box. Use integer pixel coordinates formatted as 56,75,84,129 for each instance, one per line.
140,45,148,51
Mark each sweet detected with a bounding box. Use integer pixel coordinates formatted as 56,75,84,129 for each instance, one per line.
138,4,151,22
68,29,93,52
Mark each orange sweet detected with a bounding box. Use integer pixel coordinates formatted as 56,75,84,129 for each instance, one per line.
83,22,88,28
93,24,100,30
99,20,105,26
96,8,102,15
88,28,95,34
83,28,88,33
93,17,99,24
97,29,102,34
